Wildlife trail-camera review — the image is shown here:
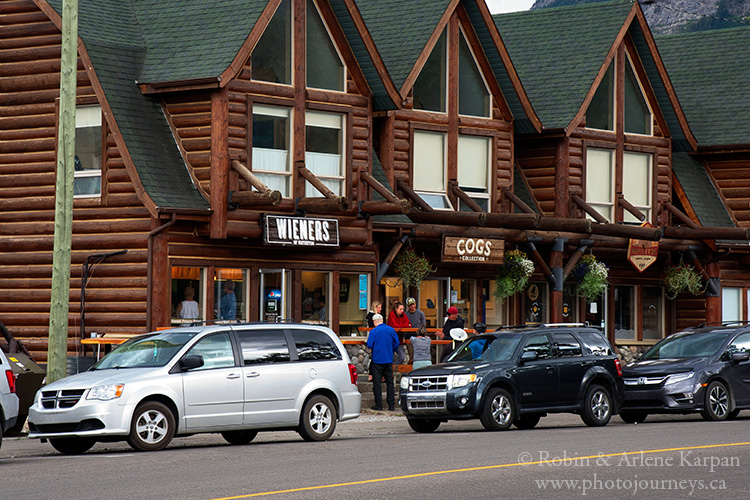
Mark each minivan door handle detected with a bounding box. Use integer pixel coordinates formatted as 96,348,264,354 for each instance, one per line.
246,372,260,378
226,373,241,380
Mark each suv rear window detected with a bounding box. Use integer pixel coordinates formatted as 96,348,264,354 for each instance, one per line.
576,330,613,356
237,330,290,364
290,329,341,361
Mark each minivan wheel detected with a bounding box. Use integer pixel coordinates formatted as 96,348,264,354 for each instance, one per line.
701,381,731,421
619,410,648,424
513,414,541,430
581,384,612,427
479,388,514,431
407,418,441,433
127,401,176,451
49,437,96,455
221,430,258,445
298,395,336,442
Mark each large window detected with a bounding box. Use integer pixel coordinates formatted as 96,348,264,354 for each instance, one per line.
412,30,447,112
457,135,490,211
585,148,615,222
622,152,652,223
74,105,102,197
252,0,292,84
624,55,652,135
301,271,330,325
614,285,664,341
458,32,490,117
614,285,635,341
252,105,291,197
723,287,742,322
215,269,246,322
171,267,205,326
413,131,450,209
587,62,614,131
306,0,344,91
305,111,344,197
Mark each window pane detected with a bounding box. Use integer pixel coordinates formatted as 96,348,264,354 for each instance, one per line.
305,112,343,196
585,148,613,221
301,271,329,325
723,288,741,322
552,332,582,357
587,62,614,130
252,0,291,84
642,287,662,340
74,106,102,197
237,330,290,364
172,266,204,326
413,30,446,112
522,334,551,359
623,152,651,223
458,33,490,117
306,0,343,91
215,269,245,321
624,59,651,135
186,333,235,370
458,135,489,190
413,131,445,192
291,329,342,360
614,286,635,340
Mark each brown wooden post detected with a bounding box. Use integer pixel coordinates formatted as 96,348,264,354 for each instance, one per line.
293,0,306,200
549,238,566,323
292,268,303,322
150,225,171,330
447,14,459,202
331,270,340,333
705,261,721,324
210,88,229,239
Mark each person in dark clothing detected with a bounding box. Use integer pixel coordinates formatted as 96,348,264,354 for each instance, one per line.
438,306,465,361
366,314,399,411
366,300,382,328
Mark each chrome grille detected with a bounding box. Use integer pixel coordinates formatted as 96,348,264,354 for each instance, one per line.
623,376,667,388
409,376,449,392
41,389,86,409
409,400,445,410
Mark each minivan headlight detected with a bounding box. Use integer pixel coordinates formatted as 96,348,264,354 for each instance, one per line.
87,384,125,401
665,372,694,385
400,377,410,390
451,374,478,388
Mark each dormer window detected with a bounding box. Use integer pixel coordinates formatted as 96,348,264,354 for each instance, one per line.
306,0,344,92
252,0,292,85
413,30,447,113
458,31,491,118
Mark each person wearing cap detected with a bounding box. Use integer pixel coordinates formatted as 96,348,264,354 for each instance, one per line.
403,297,426,364
366,313,399,411
438,306,465,361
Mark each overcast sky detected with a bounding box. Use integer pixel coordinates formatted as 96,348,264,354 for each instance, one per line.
486,0,535,14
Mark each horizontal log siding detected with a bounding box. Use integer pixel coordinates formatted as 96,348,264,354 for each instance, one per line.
0,0,151,360
163,94,213,192
703,154,750,227
515,136,558,216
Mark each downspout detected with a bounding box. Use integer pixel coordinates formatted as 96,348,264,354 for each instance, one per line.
147,214,177,331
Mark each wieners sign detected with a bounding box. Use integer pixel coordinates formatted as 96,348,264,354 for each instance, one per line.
263,215,339,248
442,236,504,265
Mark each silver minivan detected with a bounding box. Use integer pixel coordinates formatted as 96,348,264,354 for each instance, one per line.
1,351,20,450
28,323,360,454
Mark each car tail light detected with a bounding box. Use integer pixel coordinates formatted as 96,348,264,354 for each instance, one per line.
348,363,358,385
614,359,623,377
5,369,16,393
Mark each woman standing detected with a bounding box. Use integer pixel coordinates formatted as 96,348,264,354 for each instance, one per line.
366,300,382,328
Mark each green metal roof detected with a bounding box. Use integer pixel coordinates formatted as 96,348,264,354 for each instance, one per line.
657,27,750,147
672,152,734,229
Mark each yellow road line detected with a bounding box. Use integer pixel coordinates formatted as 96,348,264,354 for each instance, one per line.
210,441,750,499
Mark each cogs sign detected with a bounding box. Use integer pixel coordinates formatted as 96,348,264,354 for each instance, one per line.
442,236,504,264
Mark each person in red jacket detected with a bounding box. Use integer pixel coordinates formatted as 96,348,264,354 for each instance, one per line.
387,302,411,364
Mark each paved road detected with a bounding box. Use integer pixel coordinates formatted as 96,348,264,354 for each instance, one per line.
2,412,749,500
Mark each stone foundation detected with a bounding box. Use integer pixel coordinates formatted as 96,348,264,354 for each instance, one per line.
616,345,651,365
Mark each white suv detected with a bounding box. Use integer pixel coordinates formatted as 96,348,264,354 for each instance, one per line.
0,351,20,450
29,323,361,454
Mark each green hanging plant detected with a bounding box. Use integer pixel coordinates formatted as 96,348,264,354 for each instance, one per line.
663,262,704,300
571,254,609,302
392,248,436,289
494,249,535,302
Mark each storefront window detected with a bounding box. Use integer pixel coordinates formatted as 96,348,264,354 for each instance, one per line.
723,287,741,322
171,267,204,326
215,268,246,322
450,278,474,327
339,273,369,335
260,269,290,323
417,279,445,329
614,285,635,340
301,271,329,325
584,293,606,331
485,280,503,330
642,286,663,340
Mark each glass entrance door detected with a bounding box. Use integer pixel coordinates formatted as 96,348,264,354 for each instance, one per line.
259,269,290,322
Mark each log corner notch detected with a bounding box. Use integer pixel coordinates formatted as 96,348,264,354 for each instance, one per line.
296,162,348,214
358,171,412,216
229,160,282,207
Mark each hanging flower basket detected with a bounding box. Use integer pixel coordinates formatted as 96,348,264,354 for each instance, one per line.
392,248,436,289
494,249,534,302
663,262,704,300
571,254,609,302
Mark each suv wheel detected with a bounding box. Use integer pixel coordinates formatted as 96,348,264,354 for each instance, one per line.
221,430,258,445
513,414,541,430
407,418,441,433
619,410,648,424
701,381,731,421
581,384,612,427
298,395,336,441
479,388,514,431
49,437,96,455
127,401,176,451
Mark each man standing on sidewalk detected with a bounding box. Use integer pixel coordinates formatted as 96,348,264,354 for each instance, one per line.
366,313,399,411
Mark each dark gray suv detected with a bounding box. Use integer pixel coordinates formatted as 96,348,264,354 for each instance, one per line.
399,325,623,432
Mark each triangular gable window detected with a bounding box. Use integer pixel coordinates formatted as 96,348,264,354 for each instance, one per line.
307,0,344,91
458,31,490,117
413,29,447,113
587,62,614,131
624,56,652,135
252,0,292,85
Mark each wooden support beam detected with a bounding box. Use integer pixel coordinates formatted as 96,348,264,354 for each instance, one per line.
360,200,412,215
501,187,536,214
618,194,646,222
299,165,336,199
662,201,699,229
396,179,433,212
360,171,400,204
451,183,486,213
537,217,593,233
589,222,662,241
483,212,541,230
563,240,593,280
296,196,349,213
663,226,750,240
231,159,272,193
572,193,607,224
377,235,409,282
230,190,282,207
524,242,554,282
408,210,487,227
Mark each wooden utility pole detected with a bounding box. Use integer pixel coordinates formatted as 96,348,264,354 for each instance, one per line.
47,0,78,383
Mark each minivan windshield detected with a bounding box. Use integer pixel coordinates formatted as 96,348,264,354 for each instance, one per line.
642,331,731,360
447,335,521,362
93,331,201,369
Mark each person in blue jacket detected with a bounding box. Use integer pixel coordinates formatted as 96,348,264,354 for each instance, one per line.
366,314,399,411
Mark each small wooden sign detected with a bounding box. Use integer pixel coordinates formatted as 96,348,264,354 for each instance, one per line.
442,236,504,265
627,222,659,272
263,214,339,247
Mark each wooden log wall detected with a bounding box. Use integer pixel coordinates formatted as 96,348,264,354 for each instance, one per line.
0,0,152,360
515,136,558,216
702,153,750,228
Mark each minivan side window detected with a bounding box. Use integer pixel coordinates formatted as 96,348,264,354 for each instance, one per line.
522,334,551,360
185,333,235,370
237,330,290,364
551,332,582,357
290,329,342,361
729,332,750,354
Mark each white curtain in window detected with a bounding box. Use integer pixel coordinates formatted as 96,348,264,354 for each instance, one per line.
723,288,741,322
253,148,289,172
585,148,614,222
622,152,652,222
458,135,489,190
413,131,445,192
305,152,342,196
